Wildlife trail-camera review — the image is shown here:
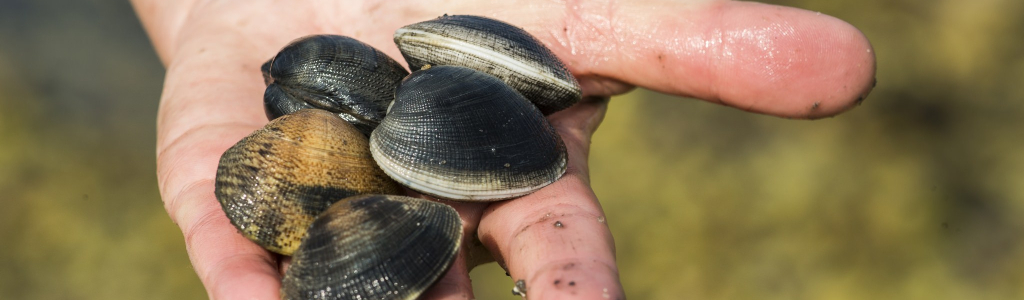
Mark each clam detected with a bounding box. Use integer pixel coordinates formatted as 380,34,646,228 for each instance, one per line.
394,15,582,114
215,109,402,255
216,14,581,298
370,65,568,201
281,194,462,300
262,35,410,136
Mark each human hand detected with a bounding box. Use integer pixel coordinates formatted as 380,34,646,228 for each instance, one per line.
132,0,874,299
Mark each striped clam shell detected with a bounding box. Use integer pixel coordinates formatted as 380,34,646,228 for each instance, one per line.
369,66,567,201
394,15,581,114
281,194,462,300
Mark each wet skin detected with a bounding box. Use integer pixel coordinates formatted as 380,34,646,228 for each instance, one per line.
131,0,875,299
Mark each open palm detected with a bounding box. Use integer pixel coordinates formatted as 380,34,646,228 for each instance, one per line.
132,0,875,299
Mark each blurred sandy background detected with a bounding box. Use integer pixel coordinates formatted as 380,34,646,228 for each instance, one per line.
2,0,1023,299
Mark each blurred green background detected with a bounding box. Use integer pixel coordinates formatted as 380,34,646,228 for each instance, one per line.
2,0,1023,299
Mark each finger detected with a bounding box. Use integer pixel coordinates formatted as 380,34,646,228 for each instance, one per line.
158,124,281,300
170,180,281,300
478,100,623,299
478,176,621,300
502,0,876,118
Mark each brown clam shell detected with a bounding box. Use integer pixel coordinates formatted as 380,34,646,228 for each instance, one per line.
214,109,402,255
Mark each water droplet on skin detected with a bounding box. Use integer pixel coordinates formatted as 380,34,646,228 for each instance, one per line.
602,288,610,298
554,221,563,228
597,216,606,223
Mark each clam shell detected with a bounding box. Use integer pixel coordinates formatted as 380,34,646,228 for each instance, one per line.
215,109,402,255
262,35,410,135
394,15,582,114
370,66,567,201
281,194,462,300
